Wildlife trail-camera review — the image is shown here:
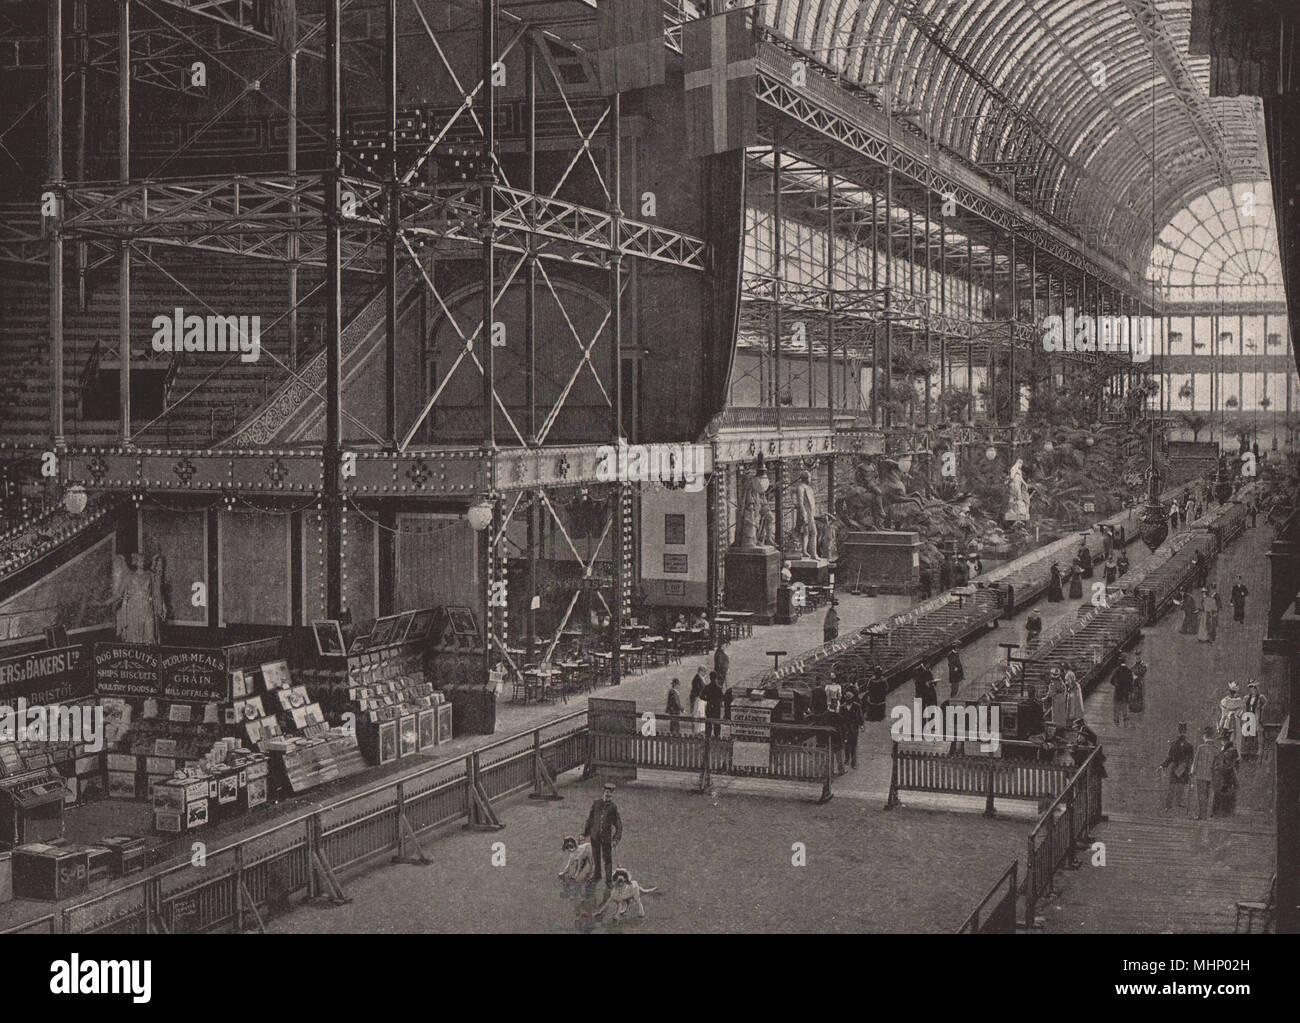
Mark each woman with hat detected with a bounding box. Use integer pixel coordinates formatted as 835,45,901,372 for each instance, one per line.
1046,667,1068,725
1067,562,1083,600
865,664,887,722
1212,733,1240,817
1064,663,1085,724
946,646,965,700
1047,562,1064,602
1196,587,1214,643
1175,587,1199,635
1218,681,1246,748
1241,681,1266,760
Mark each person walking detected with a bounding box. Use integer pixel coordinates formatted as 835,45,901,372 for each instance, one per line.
1175,588,1199,635
1218,681,1245,748
1047,562,1064,602
1248,501,1258,528
1077,541,1094,580
1191,726,1217,820
1196,587,1214,643
946,646,965,700
1169,500,1180,532
1129,651,1148,714
1212,734,1240,817
713,641,730,688
689,666,707,735
1241,681,1266,760
1025,608,1043,651
1067,563,1083,599
1117,550,1130,577
1046,668,1069,726
865,665,887,722
823,601,840,643
1204,585,1222,641
1158,723,1194,814
1110,654,1133,726
665,678,683,736
1064,663,1085,724
1229,577,1248,623
702,671,724,739
583,782,623,886
840,683,861,770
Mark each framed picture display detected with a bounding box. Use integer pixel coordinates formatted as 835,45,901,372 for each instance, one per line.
399,715,417,756
417,707,436,750
435,703,453,744
378,720,398,764
312,620,347,657
390,610,417,645
367,616,402,649
261,660,292,690
406,608,436,643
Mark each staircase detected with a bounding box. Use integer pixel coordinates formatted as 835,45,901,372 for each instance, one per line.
0,253,379,447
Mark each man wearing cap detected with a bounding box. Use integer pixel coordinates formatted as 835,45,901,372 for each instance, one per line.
1229,576,1249,624
1190,726,1217,820
1158,723,1194,813
583,782,623,887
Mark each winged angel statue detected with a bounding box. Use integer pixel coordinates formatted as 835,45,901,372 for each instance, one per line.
111,550,167,644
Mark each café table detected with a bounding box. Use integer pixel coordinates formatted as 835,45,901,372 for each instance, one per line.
642,635,666,667
523,665,555,703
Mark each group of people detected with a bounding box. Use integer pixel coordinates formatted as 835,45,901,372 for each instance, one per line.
1108,650,1148,724
1174,573,1249,644
1158,679,1267,818
664,641,731,736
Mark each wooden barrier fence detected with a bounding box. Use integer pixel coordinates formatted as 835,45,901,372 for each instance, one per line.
586,703,836,803
1022,745,1105,926
956,861,1019,934
5,711,590,936
885,741,1071,816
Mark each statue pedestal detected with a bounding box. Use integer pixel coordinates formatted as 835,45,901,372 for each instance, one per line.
725,546,780,622
788,558,830,587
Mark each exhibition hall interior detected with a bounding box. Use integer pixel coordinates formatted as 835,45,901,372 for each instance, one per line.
0,0,1297,939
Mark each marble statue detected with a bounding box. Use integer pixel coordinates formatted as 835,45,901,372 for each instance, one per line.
735,463,773,548
794,470,819,559
112,552,166,644
1005,458,1031,522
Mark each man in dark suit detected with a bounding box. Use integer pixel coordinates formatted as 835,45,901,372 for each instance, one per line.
583,782,622,886
703,671,724,738
714,641,730,687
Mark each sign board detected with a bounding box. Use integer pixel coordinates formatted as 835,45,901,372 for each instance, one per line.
93,645,161,699
730,697,778,771
588,697,638,780
159,648,228,703
0,645,91,707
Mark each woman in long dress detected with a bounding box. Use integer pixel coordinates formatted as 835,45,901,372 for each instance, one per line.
1218,682,1245,748
1047,563,1064,602
1241,682,1266,760
1067,564,1083,599
1204,587,1222,642
112,553,165,644
1196,588,1214,642
1176,589,1199,635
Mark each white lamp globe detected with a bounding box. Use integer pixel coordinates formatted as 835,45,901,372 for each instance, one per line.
467,501,493,531
985,446,997,461
64,485,87,515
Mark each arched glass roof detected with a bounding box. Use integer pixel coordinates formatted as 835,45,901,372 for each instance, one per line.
1146,182,1286,303
758,1,1271,273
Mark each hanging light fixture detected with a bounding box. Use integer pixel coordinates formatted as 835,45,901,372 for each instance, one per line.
467,500,494,532
985,445,997,461
1137,57,1167,555
63,484,87,515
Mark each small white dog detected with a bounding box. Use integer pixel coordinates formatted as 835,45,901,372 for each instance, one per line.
593,868,659,921
558,835,595,882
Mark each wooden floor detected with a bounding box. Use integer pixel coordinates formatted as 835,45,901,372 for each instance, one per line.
1037,520,1279,933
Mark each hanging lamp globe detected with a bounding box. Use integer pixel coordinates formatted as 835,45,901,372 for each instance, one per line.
1137,465,1167,553
1213,461,1233,503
